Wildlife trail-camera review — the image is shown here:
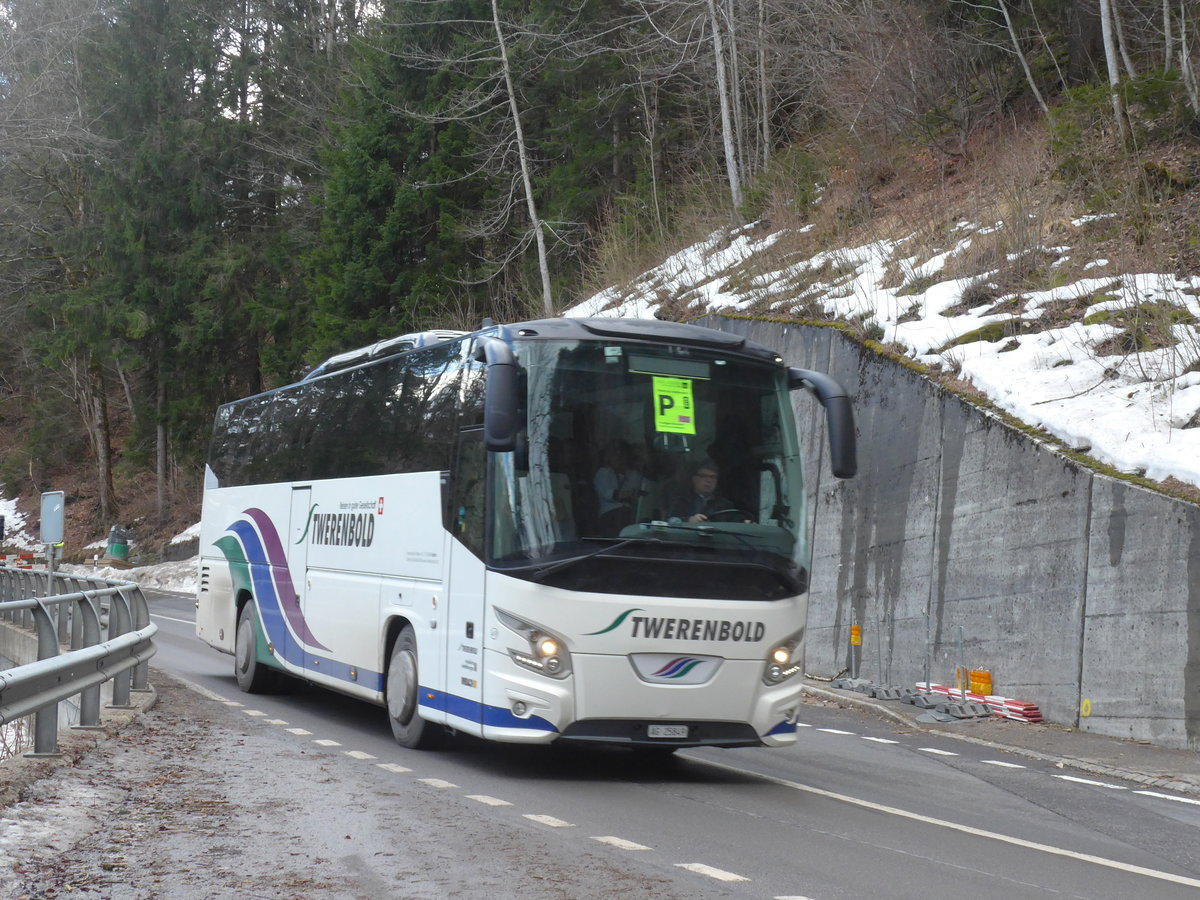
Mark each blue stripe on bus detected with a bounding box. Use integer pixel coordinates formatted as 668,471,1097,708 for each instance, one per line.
766,719,796,737
419,686,558,733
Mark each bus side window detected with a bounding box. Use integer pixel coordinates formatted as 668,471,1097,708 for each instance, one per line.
449,430,486,559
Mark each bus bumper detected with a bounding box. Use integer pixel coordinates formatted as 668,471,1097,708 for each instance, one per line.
480,649,803,748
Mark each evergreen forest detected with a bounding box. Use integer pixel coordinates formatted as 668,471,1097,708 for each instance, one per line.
3,0,1200,548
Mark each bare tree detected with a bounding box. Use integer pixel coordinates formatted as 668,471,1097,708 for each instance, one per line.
1099,0,1131,143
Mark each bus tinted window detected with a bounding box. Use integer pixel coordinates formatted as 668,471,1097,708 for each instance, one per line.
207,339,469,487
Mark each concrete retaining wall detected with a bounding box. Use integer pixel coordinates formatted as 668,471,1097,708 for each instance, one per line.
704,316,1200,751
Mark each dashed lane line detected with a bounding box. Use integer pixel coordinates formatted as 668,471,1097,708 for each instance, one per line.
265,718,288,725
376,763,412,774
525,814,575,827
344,750,377,761
676,863,749,882
592,836,651,851
466,795,513,807
1053,775,1127,790
919,747,958,756
313,738,341,747
861,736,900,745
418,778,458,789
286,728,312,736
982,760,1026,769
242,709,266,717
816,728,855,735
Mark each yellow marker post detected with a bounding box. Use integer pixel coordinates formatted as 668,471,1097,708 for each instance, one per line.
850,624,861,646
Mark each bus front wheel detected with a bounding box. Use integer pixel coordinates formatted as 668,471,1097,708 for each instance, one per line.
386,626,443,749
235,599,276,693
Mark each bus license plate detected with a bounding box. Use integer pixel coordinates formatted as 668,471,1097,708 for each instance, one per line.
648,724,689,739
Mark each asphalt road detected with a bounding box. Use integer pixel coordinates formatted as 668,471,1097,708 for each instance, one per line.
94,590,1200,899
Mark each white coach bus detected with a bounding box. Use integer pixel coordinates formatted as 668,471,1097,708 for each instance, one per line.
196,317,855,751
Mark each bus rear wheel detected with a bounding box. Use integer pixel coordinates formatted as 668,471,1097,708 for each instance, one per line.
235,599,276,693
386,626,443,749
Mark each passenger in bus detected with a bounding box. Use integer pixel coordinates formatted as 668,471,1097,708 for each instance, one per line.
593,440,645,535
663,459,748,524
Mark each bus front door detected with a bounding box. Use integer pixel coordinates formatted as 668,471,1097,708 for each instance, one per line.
444,431,487,733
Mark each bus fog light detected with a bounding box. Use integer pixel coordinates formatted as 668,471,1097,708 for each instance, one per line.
538,637,559,658
771,647,791,665
512,700,528,717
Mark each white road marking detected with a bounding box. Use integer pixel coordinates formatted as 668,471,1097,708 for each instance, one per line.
1052,775,1126,789
524,814,574,828
466,795,512,807
775,896,816,899
418,778,458,789
862,736,900,744
817,728,855,735
919,747,958,756
377,763,412,774
265,719,288,725
794,722,813,728
313,739,341,747
693,756,1200,890
592,836,651,851
149,613,194,626
344,751,376,760
223,701,244,707
286,728,312,736
242,709,266,717
676,863,749,882
981,760,1025,769
1134,790,1200,806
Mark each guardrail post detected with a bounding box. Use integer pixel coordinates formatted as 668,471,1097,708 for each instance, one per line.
107,588,134,709
28,599,62,756
73,591,105,730
128,587,153,692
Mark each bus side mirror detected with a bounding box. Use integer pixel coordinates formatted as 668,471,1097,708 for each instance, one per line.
473,338,519,452
788,367,857,478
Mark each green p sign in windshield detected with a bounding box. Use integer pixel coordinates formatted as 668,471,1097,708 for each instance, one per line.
652,376,696,435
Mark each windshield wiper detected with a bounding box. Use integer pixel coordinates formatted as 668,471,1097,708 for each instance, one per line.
633,521,762,552
522,536,664,582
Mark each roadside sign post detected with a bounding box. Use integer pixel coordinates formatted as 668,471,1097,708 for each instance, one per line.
40,491,65,632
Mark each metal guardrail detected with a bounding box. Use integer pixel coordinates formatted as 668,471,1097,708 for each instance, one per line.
0,568,156,756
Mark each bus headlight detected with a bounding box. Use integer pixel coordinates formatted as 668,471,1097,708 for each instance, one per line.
496,608,573,680
763,630,804,686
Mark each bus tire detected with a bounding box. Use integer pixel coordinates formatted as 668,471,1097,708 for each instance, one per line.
386,625,442,749
235,599,276,694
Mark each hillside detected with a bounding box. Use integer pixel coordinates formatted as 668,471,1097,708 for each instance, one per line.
11,14,1200,561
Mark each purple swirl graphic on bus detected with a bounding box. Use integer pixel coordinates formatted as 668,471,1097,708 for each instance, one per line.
224,508,329,652
650,657,703,679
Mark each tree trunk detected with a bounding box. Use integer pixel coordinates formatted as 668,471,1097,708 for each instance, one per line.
758,0,770,170
706,0,743,209
491,0,553,316
86,356,117,526
1111,0,1137,78
1164,0,1174,72
156,372,167,524
1098,0,1129,144
999,0,1049,113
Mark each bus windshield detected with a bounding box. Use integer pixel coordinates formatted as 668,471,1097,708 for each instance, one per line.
487,338,808,601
